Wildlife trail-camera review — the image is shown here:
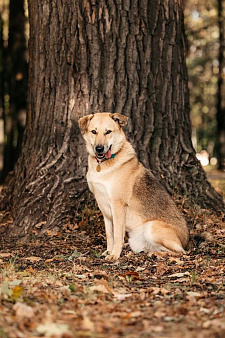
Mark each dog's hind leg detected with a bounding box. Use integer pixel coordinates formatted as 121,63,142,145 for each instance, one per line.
144,221,186,254
128,228,146,253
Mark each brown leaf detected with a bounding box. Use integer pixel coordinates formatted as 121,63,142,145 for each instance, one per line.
0,253,11,258
24,256,42,262
120,271,142,280
13,302,34,318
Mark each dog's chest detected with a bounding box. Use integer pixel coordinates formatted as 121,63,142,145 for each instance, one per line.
87,172,113,217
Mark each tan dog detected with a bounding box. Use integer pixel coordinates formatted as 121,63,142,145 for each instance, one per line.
79,113,189,260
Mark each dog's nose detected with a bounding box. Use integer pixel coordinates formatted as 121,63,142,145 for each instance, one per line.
95,145,104,154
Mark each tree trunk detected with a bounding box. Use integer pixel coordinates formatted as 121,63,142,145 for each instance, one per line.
217,0,225,171
1,0,28,182
2,0,224,240
0,13,5,172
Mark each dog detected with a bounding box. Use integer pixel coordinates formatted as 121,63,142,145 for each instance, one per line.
79,112,189,260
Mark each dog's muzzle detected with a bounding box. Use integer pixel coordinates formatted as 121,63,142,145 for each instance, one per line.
95,145,105,159
95,145,112,160
95,145,104,154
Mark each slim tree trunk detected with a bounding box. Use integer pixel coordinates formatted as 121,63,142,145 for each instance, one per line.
1,0,224,240
217,0,225,171
0,13,5,173
1,0,28,182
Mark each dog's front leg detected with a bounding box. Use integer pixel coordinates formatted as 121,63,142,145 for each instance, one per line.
102,215,114,255
105,201,126,261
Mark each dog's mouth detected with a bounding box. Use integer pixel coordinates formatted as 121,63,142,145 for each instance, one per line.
95,145,112,160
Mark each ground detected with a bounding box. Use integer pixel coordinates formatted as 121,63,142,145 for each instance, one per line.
0,173,224,338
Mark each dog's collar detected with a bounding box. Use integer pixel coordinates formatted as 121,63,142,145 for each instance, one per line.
95,153,116,172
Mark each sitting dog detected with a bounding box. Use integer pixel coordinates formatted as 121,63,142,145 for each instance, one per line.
79,113,189,260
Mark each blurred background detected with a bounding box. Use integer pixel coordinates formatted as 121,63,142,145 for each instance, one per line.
0,0,224,186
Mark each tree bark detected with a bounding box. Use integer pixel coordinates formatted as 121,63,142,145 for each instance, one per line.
2,0,224,239
217,0,225,171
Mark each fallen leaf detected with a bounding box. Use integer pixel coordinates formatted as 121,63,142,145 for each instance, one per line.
135,266,146,272
186,291,201,298
114,293,132,300
130,311,141,318
12,286,23,300
13,302,34,318
120,271,142,280
200,307,211,314
149,287,169,295
202,319,225,329
74,274,86,279
0,253,11,258
169,257,184,265
9,279,21,287
167,271,190,278
82,316,95,331
160,287,170,295
0,281,12,298
24,256,42,262
36,323,70,337
45,258,54,263
149,287,161,295
90,284,110,294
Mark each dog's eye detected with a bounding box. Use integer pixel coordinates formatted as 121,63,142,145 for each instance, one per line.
91,130,97,134
105,130,112,135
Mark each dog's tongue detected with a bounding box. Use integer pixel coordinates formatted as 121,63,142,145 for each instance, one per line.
105,149,112,159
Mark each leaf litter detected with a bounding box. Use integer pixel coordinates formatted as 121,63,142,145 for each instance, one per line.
0,207,224,337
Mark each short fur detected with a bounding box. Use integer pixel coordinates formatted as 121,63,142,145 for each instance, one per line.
79,112,189,260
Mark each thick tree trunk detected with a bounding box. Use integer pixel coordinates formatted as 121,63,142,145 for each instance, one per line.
217,0,225,171
2,0,224,239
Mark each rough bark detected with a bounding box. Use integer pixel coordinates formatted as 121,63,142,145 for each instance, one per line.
2,0,224,239
217,0,225,171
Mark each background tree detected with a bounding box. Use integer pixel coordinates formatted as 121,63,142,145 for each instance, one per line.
217,0,225,170
0,12,4,172
1,0,28,181
185,0,225,169
0,1,8,174
185,0,219,154
1,0,224,240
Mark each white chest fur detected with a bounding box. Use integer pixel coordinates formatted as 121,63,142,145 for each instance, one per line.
87,170,113,219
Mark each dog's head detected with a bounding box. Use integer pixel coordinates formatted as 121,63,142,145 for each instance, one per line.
78,112,128,159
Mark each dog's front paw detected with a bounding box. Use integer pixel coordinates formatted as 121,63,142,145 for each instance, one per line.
101,250,111,257
105,254,119,261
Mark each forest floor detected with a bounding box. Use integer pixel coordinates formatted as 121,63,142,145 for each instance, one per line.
0,172,224,338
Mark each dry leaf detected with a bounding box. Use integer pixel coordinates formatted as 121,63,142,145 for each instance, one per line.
36,323,70,337
160,287,170,295
82,316,95,331
13,302,34,318
12,286,23,300
114,293,132,301
90,284,110,294
24,256,42,262
186,291,201,298
0,253,11,258
149,287,161,295
167,272,190,278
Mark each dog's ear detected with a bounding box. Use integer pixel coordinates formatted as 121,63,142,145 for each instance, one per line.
78,114,94,134
110,113,128,127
